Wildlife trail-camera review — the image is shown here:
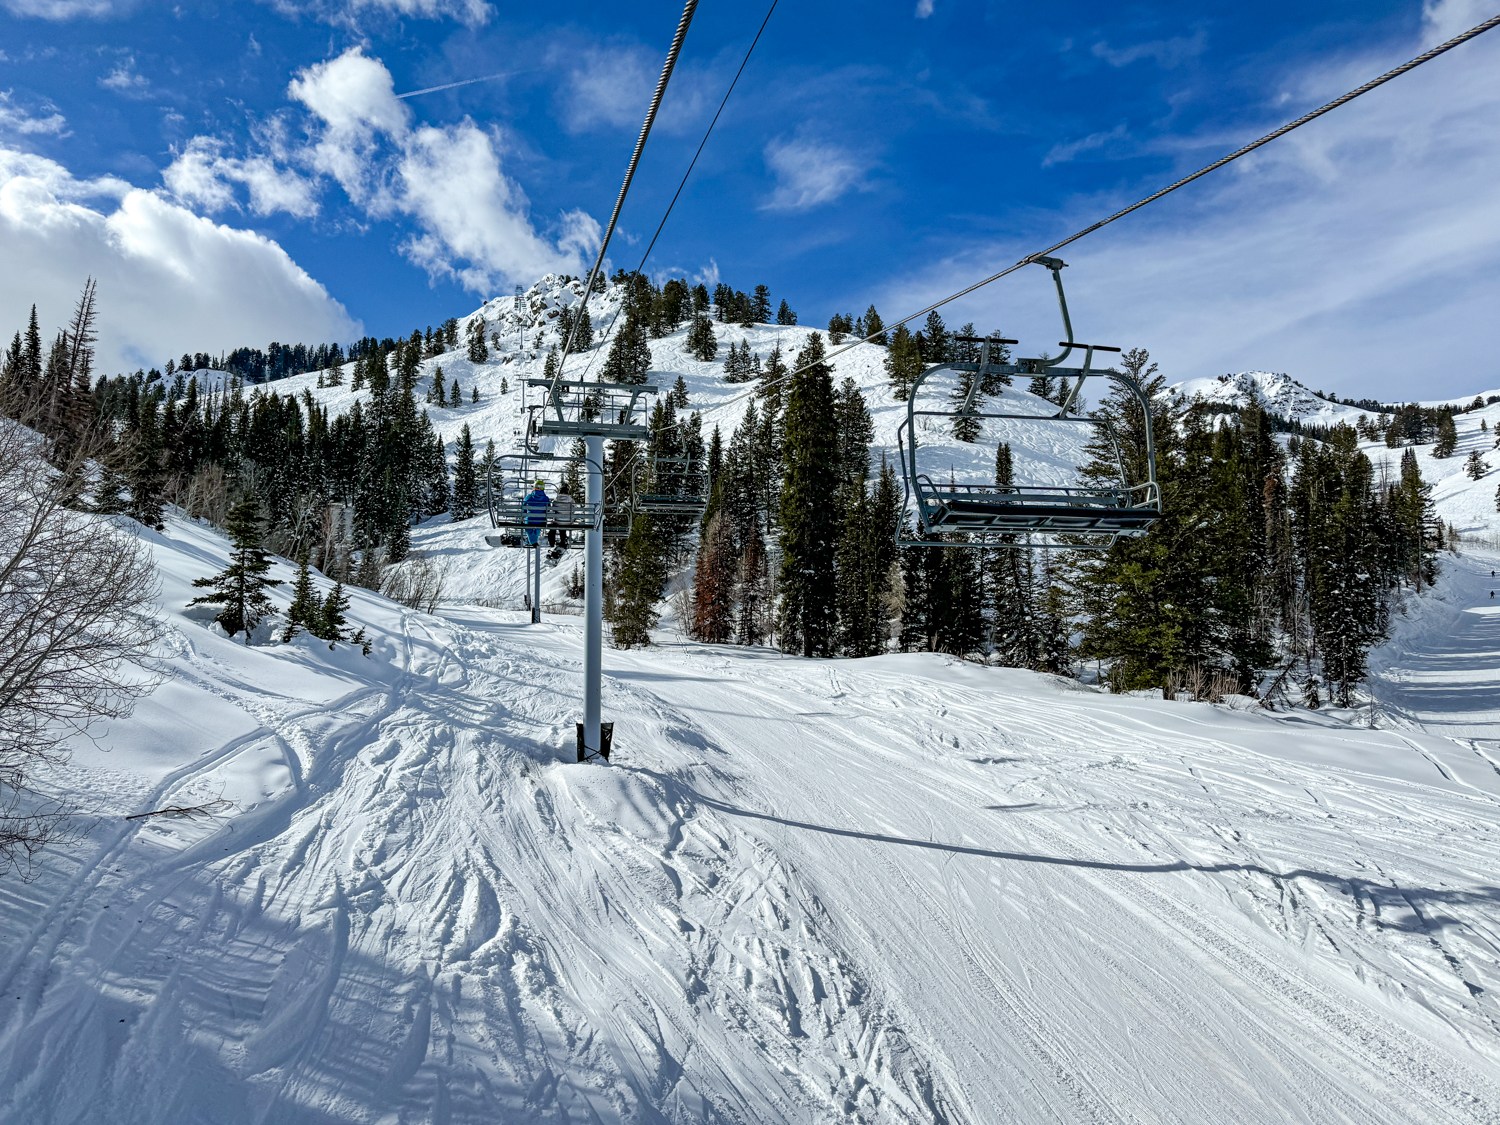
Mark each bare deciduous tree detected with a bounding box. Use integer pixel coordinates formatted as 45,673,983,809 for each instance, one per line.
0,414,164,873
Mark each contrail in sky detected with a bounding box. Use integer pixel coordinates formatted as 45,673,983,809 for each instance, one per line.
396,70,536,99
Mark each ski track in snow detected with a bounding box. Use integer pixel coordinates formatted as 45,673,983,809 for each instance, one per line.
5,561,1500,1122
5,342,1500,1119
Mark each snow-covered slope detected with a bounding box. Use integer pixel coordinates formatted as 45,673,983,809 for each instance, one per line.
2,510,1498,1123
253,274,1099,606
1171,369,1376,426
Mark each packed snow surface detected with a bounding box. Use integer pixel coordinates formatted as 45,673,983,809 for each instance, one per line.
2,508,1499,1123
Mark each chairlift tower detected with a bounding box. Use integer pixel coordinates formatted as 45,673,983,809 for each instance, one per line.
529,377,659,761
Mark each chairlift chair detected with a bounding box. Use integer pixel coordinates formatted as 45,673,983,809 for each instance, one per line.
526,378,658,440
895,257,1161,551
631,454,709,516
486,452,601,536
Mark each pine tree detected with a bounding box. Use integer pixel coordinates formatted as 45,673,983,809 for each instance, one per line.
1465,449,1489,480
751,284,773,323
884,324,923,401
452,424,479,520
777,333,839,656
922,310,950,364
320,582,350,646
690,511,738,643
466,317,489,363
861,305,887,345
609,515,666,648
282,553,321,642
686,312,718,362
776,300,797,326
671,374,690,409
189,497,282,642
602,312,653,384
1434,413,1458,457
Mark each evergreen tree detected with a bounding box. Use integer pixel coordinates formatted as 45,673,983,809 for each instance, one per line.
466,317,489,363
1434,413,1458,457
282,553,320,642
686,312,718,362
776,299,797,326
751,284,773,323
690,511,738,643
320,582,350,645
609,515,666,648
884,324,923,401
777,333,839,656
452,424,479,520
862,305,887,345
922,310,950,364
189,497,281,642
671,374,690,409
1465,449,1489,480
602,311,652,384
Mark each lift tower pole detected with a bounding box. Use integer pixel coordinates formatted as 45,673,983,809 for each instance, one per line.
583,435,604,758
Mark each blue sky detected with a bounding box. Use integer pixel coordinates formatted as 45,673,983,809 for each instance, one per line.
1,0,1497,400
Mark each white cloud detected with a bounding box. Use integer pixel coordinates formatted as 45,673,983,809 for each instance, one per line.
283,48,594,292
552,43,656,133
1043,123,1129,167
762,137,873,212
1091,30,1206,69
0,145,357,373
163,136,319,219
396,122,596,291
263,0,490,27
99,56,150,97
915,0,934,18
873,29,1500,402
0,91,67,136
1,0,118,16
1422,0,1493,44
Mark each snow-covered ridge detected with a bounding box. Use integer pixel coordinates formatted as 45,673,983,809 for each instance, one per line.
1171,370,1376,426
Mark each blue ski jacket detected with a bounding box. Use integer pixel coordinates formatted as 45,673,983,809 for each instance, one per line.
522,488,551,525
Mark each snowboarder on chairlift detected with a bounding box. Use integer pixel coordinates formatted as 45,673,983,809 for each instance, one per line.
549,483,576,550
522,479,550,546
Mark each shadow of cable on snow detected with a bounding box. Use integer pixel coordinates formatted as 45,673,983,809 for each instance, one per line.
629,768,1500,935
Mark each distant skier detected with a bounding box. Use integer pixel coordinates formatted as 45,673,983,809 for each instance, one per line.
549,483,576,550
522,479,550,546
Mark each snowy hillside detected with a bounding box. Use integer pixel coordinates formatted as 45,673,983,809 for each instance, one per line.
254,274,1101,605
1171,369,1376,426
2,500,1500,1122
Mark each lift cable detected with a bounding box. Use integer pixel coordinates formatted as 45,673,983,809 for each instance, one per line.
571,0,780,395
551,0,699,390
628,10,1500,455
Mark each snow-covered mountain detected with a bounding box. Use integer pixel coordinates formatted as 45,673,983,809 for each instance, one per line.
1171,369,1376,426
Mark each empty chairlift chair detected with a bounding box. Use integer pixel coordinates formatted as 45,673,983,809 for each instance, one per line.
895,257,1162,550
